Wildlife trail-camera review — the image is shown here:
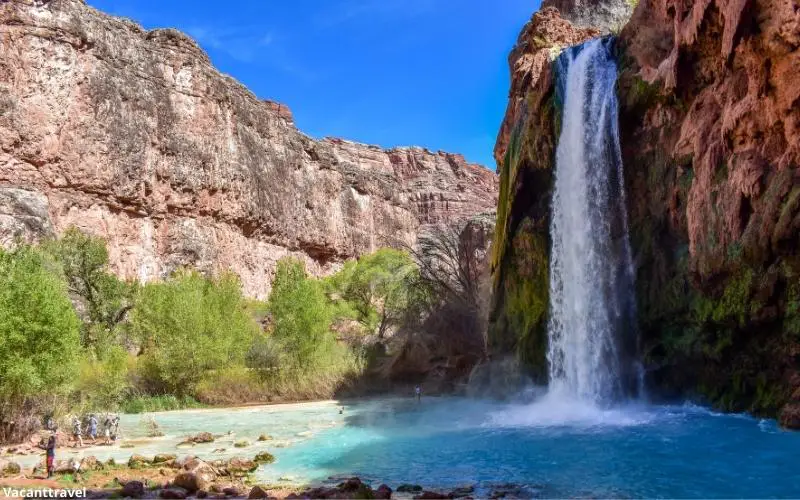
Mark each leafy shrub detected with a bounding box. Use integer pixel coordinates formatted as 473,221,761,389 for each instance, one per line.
129,270,260,395
74,346,131,412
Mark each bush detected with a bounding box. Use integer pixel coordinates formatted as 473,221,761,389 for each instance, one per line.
269,259,336,366
0,246,81,442
129,270,260,396
119,394,203,414
73,346,131,412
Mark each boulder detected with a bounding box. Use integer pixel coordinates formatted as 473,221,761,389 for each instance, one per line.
153,453,178,464
247,485,272,499
779,403,800,430
173,472,209,493
375,484,392,499
187,432,215,444
196,491,208,499
172,460,216,493
253,452,275,464
159,487,188,499
222,457,258,476
121,480,145,499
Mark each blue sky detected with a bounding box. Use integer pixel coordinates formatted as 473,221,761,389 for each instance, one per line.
87,1,538,168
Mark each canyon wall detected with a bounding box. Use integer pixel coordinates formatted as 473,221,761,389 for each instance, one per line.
490,0,799,424
0,0,498,298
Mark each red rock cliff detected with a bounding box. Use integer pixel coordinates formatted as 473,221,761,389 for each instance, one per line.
0,0,498,298
491,0,799,422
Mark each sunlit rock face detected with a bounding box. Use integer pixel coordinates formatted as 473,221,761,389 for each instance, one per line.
542,0,634,33
0,0,498,297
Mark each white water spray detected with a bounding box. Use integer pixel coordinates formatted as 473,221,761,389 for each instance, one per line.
547,38,638,404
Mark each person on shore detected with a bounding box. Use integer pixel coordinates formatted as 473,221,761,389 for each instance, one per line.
111,416,120,441
88,414,98,442
45,416,57,432
415,385,421,402
102,416,112,445
71,417,83,448
45,433,56,479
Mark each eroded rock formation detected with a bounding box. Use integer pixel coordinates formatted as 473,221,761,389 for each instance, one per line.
0,0,498,297
491,0,799,421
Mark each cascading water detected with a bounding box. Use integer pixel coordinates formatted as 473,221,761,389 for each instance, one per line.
546,37,639,404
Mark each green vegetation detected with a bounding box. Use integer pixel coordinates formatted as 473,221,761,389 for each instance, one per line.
0,245,81,442
1,229,457,443
130,270,259,395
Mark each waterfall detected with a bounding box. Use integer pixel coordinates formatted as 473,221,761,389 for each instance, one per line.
546,38,639,404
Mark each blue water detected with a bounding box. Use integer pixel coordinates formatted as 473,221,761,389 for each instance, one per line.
15,396,799,497
258,396,800,498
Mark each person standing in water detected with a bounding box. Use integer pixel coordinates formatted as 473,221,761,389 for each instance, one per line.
45,434,56,478
415,385,421,402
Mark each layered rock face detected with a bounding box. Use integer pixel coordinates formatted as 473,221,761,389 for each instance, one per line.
0,0,498,298
491,0,799,421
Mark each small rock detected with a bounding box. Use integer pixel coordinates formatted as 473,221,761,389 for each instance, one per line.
223,486,241,496
153,453,178,464
128,454,151,469
247,485,272,499
223,457,258,476
159,487,188,499
451,485,475,498
233,440,250,448
253,451,275,464
120,443,135,449
0,460,21,477
81,456,104,471
257,434,272,442
397,484,424,493
121,480,145,498
196,491,208,499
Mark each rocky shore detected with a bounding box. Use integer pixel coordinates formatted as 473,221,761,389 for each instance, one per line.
0,452,527,499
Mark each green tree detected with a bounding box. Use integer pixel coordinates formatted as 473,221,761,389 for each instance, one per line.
0,246,80,439
269,258,337,365
326,249,422,338
43,227,133,353
129,270,259,395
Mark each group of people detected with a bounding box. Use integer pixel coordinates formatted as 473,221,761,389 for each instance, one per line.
42,414,121,478
71,414,120,447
